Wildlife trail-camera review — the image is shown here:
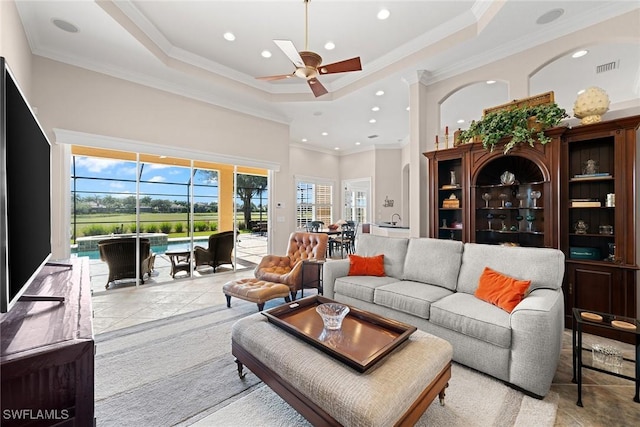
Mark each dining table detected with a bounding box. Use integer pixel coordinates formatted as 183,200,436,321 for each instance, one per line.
315,228,348,259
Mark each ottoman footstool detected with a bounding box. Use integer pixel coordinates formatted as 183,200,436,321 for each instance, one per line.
232,311,453,426
223,278,291,311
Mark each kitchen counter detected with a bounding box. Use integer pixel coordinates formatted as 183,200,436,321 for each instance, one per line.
370,223,410,238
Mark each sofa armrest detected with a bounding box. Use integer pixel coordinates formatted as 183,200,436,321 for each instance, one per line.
323,259,350,298
509,288,564,397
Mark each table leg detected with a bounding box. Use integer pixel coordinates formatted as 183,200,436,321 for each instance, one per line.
576,322,583,407
635,335,639,403
572,323,577,383
235,358,246,379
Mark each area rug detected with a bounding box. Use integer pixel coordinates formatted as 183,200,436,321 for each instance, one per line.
95,302,558,426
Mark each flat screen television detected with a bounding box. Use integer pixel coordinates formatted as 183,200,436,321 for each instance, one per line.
1,57,52,313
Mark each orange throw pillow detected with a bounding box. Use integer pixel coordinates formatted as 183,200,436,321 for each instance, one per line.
348,254,385,277
474,267,531,313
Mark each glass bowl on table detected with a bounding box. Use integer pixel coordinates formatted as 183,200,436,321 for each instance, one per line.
316,303,350,330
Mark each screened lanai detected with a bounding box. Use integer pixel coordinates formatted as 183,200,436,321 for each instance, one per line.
69,146,268,292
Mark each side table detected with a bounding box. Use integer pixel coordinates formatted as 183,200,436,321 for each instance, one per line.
166,250,192,278
300,259,324,298
572,308,639,406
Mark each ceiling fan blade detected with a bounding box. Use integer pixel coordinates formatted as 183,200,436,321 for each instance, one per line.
255,74,294,81
273,40,305,68
308,78,328,97
319,57,362,75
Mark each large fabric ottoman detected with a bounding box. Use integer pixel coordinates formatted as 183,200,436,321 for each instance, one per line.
231,311,453,426
223,278,291,311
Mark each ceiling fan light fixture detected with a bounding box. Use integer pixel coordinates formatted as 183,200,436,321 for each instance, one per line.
255,0,362,97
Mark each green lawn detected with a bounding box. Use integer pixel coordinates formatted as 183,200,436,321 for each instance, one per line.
72,212,269,238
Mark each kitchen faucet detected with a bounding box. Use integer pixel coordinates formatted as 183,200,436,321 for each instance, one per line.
391,213,401,225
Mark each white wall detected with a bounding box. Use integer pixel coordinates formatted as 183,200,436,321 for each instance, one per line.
29,57,292,258
0,0,32,98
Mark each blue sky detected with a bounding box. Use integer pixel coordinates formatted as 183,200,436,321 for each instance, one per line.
71,157,219,202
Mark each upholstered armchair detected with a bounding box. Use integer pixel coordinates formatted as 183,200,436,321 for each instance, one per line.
254,232,328,300
194,230,235,272
98,237,155,289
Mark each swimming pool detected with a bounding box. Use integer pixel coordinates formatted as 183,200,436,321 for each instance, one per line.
71,237,209,260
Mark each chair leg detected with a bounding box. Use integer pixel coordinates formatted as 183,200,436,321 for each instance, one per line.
225,294,231,308
290,290,297,301
257,302,265,311
284,296,291,303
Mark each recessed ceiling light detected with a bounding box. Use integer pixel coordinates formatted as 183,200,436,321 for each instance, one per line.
52,18,79,33
302,138,308,142
375,90,385,96
324,41,335,50
322,132,328,136
355,142,361,146
369,119,377,124
577,89,586,95
457,119,465,124
486,80,496,85
261,50,272,58
572,50,588,59
377,9,390,20
334,147,340,150
536,8,564,25
371,106,380,112
223,32,236,41
406,106,410,111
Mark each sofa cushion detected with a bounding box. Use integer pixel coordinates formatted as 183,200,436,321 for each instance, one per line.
430,293,512,348
334,276,400,303
348,254,385,276
374,280,454,319
475,267,531,313
457,243,565,295
402,238,463,291
355,234,409,279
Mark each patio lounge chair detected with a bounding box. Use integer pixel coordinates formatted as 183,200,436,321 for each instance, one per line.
194,230,235,272
98,237,155,289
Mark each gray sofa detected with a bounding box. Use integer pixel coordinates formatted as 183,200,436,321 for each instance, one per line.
323,234,565,398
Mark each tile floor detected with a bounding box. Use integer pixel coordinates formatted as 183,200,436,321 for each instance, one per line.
90,236,639,426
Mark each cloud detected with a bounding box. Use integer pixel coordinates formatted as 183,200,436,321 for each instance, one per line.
149,175,167,182
75,157,123,173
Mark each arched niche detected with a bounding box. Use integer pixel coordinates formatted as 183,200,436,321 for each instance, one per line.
440,81,509,137
530,42,640,118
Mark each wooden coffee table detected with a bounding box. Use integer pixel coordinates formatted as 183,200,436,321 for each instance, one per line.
231,296,453,426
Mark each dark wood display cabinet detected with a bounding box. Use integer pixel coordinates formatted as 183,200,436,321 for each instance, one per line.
560,116,639,343
424,127,562,248
473,155,550,248
424,144,472,242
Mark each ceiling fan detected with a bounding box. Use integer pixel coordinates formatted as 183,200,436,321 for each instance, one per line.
256,0,362,97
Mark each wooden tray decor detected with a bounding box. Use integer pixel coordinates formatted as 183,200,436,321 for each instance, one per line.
483,91,555,116
262,295,417,372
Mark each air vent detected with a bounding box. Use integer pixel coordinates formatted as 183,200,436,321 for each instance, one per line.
596,61,618,74
368,135,379,139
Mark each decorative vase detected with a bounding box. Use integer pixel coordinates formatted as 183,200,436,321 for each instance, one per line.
573,87,610,125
